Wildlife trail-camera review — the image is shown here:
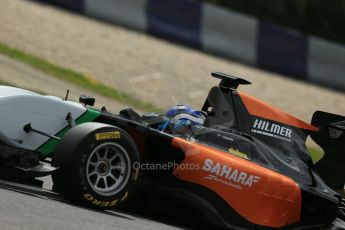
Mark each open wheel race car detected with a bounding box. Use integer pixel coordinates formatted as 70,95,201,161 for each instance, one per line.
0,72,344,229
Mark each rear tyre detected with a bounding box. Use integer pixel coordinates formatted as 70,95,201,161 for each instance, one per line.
52,122,140,209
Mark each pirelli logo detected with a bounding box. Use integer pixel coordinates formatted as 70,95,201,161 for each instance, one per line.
95,131,121,141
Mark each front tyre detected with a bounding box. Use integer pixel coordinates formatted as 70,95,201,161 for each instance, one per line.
52,123,140,210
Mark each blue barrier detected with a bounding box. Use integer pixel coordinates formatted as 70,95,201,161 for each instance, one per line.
146,0,202,48
39,0,345,91
257,22,308,78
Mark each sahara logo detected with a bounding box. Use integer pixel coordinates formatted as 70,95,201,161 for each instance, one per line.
251,119,292,142
202,159,260,189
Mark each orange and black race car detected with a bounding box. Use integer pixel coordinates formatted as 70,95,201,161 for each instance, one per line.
0,72,344,229
111,72,345,229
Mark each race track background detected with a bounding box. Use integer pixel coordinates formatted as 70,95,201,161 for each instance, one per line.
0,0,344,122
0,54,127,112
0,1,344,229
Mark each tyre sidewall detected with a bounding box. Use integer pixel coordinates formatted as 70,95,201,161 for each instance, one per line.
61,126,140,209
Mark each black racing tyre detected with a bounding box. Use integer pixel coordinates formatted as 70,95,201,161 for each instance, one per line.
51,122,140,210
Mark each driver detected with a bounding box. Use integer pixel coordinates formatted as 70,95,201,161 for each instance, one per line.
160,105,206,135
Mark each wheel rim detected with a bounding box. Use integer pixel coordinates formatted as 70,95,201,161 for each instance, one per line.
86,142,131,196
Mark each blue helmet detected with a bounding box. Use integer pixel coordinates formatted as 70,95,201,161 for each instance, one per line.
160,105,206,134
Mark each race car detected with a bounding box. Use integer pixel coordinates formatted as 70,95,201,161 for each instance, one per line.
0,72,344,229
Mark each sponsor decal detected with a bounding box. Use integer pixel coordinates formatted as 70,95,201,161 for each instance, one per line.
83,193,118,207
228,147,249,159
95,131,121,141
251,119,292,142
202,159,260,190
216,133,234,142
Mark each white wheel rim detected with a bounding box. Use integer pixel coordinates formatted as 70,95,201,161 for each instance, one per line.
86,142,131,196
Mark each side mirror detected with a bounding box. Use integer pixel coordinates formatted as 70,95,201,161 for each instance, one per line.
79,95,95,106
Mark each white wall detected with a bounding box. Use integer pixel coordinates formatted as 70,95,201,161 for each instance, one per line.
308,37,345,90
201,3,257,65
85,0,147,31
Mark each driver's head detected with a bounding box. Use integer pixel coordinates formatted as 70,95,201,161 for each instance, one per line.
160,105,206,134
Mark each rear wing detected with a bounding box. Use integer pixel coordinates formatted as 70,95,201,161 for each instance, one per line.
210,72,251,92
201,72,251,130
311,111,345,190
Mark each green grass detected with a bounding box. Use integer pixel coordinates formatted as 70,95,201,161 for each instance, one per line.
0,43,161,112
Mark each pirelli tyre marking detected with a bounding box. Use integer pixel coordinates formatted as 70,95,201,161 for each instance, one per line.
83,193,118,207
120,191,128,202
95,131,121,141
83,191,129,207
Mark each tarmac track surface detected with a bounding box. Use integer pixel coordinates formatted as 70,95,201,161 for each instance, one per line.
0,179,190,230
